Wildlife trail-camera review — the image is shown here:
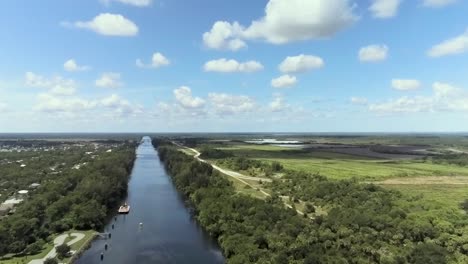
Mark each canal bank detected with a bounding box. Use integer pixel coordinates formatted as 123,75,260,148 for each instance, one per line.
75,136,224,264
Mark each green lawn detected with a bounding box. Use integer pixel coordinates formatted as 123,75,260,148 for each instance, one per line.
0,243,54,264
0,230,96,264
62,230,97,263
68,230,96,252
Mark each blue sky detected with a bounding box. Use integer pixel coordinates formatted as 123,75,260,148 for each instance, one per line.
0,0,468,132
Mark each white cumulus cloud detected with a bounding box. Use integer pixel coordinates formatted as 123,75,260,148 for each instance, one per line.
279,54,324,73
34,93,97,113
95,72,123,88
369,96,433,113
64,13,138,37
271,75,297,88
203,59,264,73
370,82,468,114
427,29,468,57
269,95,289,112
202,0,357,49
174,86,205,109
136,52,170,68
101,94,143,115
423,0,457,8
208,93,256,115
243,0,358,44
369,0,402,18
25,72,76,95
392,79,422,91
64,59,90,72
33,93,142,117
358,45,388,62
202,21,247,51
350,97,368,105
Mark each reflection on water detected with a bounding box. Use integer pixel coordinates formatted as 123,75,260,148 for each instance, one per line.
76,136,224,264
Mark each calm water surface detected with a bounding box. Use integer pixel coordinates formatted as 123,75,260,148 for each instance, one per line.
76,136,224,264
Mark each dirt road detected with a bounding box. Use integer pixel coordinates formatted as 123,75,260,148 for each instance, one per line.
174,143,305,215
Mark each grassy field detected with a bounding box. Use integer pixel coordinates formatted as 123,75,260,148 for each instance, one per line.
63,230,97,264
227,176,269,199
0,243,55,264
386,184,468,220
264,158,468,180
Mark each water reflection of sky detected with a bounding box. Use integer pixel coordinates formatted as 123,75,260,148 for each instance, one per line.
76,137,224,264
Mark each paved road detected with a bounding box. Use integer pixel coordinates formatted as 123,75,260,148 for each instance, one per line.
29,233,85,264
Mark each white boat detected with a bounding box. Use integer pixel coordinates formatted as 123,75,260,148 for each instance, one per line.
118,202,130,214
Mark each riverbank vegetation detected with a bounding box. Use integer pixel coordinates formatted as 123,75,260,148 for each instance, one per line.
0,142,135,260
156,139,468,263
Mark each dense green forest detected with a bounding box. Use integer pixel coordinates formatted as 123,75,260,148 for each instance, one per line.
156,141,468,263
0,144,135,257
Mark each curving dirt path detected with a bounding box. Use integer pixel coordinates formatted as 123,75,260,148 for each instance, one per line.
173,142,306,215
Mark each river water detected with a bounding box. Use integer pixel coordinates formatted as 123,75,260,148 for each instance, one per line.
76,136,224,264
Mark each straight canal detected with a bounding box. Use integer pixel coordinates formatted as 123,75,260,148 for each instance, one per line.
76,136,224,264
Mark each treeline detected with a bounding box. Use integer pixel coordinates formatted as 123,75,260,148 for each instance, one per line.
199,146,233,159
431,153,468,166
157,144,312,263
0,144,135,257
156,141,467,263
0,140,64,148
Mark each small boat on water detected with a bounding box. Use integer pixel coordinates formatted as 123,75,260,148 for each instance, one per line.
118,202,130,214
